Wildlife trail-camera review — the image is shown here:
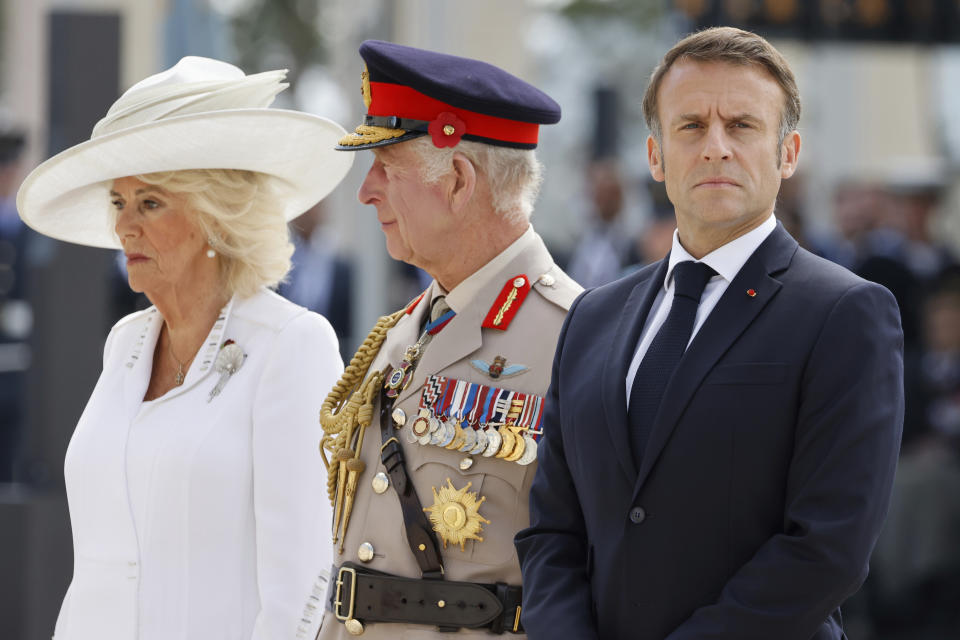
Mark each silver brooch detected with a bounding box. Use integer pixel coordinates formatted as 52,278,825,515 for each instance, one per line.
208,339,245,402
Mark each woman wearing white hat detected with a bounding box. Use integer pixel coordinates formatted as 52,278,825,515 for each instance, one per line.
17,57,354,640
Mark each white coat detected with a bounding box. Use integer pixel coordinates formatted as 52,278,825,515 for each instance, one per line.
54,288,340,640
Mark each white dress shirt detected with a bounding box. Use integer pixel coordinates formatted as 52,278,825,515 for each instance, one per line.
625,215,777,406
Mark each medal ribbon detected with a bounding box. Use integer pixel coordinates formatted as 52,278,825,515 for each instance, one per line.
467,385,490,429
424,309,456,335
506,393,526,425
490,389,514,425
458,382,480,423
517,393,534,430
450,379,469,420
528,395,545,441
436,377,456,420
420,374,445,409
478,385,498,429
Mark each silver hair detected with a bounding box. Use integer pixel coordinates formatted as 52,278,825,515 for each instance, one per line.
407,137,543,223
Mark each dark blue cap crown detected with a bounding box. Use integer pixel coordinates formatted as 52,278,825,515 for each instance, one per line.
337,40,561,151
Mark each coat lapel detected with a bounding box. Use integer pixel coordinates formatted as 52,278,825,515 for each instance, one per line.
600,259,669,484
394,288,476,407
394,232,555,408
120,308,161,421
158,297,236,404
633,225,798,494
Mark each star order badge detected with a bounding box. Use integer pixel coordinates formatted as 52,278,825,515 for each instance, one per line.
423,478,491,551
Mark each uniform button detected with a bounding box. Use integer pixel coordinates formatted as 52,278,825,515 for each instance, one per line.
392,408,406,427
629,506,646,524
371,472,389,494
357,542,375,563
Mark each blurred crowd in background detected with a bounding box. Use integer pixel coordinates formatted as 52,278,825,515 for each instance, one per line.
1,0,960,638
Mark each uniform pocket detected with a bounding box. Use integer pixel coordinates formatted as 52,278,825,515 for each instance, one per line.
410,444,530,567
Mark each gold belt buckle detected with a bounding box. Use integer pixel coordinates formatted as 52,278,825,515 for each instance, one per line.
334,566,357,621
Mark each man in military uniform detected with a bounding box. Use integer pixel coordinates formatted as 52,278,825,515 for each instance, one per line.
309,41,581,639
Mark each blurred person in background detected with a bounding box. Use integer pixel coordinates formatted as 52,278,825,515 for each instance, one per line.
818,181,887,271
867,174,956,284
869,265,960,639
313,40,581,639
567,159,634,287
279,201,355,360
854,175,957,352
16,56,352,640
0,124,29,483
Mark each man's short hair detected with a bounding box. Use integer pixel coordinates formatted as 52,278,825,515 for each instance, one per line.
408,137,543,224
642,26,801,147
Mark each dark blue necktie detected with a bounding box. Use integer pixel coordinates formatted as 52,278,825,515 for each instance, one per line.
628,261,716,466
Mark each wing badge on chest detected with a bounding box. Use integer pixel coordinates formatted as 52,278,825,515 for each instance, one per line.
470,355,529,380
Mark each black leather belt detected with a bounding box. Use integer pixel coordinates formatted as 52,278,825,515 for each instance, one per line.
328,563,524,634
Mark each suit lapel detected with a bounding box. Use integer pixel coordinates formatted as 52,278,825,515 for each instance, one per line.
633,225,798,494
600,259,669,484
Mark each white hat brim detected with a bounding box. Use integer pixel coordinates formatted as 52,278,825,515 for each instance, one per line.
16,108,353,249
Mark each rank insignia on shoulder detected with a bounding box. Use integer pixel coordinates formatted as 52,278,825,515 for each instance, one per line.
470,356,529,380
482,274,531,331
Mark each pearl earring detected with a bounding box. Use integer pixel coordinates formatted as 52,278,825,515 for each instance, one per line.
206,248,216,258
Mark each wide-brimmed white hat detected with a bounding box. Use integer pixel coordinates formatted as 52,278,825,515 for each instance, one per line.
16,56,354,249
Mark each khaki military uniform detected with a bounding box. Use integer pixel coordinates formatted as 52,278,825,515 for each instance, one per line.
315,227,581,639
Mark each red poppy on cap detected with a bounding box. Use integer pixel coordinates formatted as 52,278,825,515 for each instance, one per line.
428,112,466,148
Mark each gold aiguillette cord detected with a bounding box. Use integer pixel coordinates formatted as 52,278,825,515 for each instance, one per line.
320,309,404,550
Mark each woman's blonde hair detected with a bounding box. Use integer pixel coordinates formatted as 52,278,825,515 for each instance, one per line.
135,168,293,298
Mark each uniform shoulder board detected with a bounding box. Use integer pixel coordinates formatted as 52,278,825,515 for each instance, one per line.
531,264,583,311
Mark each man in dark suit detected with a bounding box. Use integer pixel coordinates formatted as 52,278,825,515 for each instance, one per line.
515,27,904,640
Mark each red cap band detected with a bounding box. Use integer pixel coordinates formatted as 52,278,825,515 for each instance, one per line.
369,81,540,146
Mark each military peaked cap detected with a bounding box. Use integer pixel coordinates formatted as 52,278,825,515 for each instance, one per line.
337,40,561,151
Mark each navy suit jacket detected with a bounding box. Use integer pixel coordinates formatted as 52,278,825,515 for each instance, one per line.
515,225,904,640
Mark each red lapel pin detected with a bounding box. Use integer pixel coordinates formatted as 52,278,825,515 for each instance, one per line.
746,289,757,297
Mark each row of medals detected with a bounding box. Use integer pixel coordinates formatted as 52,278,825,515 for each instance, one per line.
395,407,538,466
